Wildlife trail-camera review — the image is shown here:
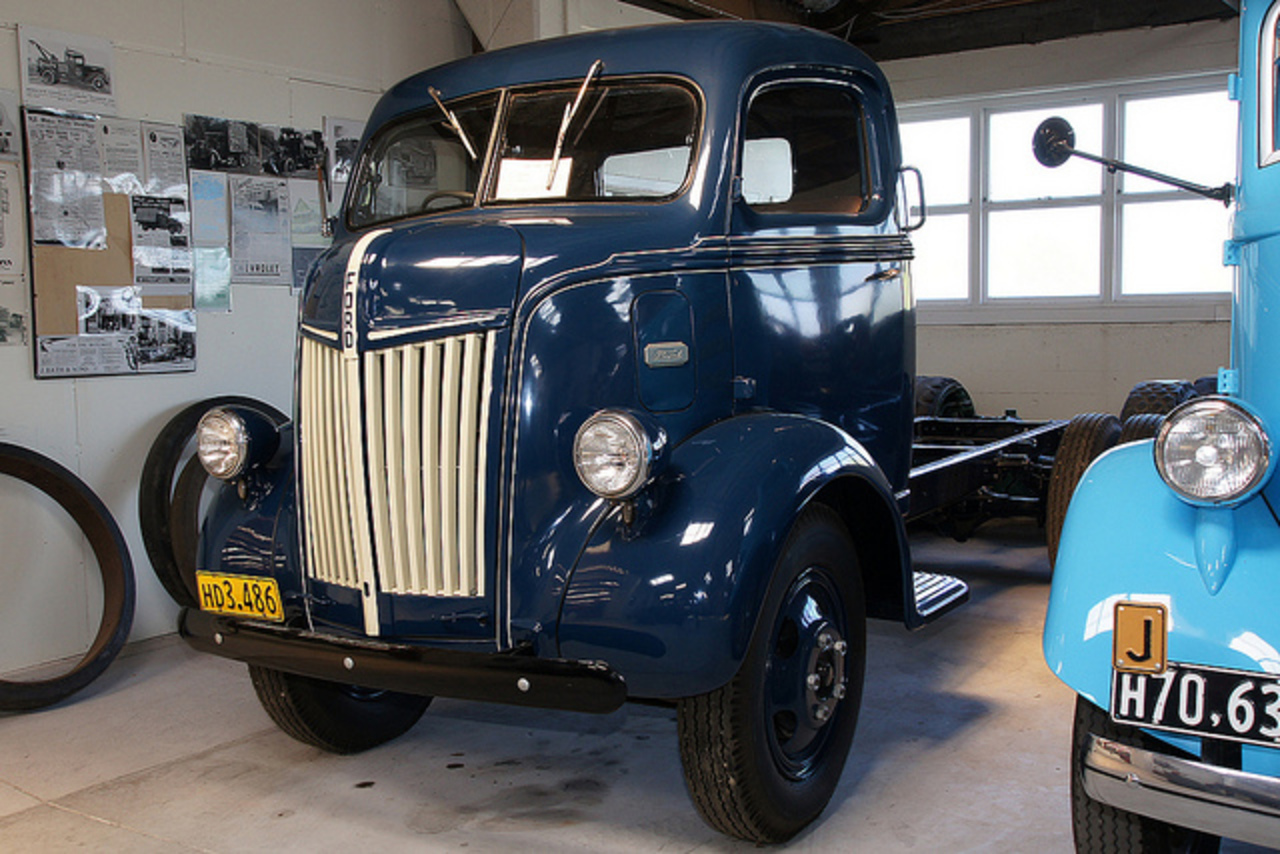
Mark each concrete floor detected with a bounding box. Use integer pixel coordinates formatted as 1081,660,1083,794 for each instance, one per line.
0,522,1270,852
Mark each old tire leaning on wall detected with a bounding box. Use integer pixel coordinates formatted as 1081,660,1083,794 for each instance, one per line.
914,375,977,419
1119,380,1196,421
248,665,432,754
676,503,866,843
1045,413,1122,569
138,396,288,607
0,443,135,711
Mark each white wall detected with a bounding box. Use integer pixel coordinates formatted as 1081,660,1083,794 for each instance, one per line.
882,20,1239,419
0,0,471,675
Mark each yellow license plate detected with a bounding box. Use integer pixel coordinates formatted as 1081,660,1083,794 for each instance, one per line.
1113,601,1167,674
196,572,284,622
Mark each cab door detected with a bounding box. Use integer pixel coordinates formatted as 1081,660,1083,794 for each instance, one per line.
727,72,915,490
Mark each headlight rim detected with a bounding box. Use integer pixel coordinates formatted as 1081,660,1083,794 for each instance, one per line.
196,407,251,481
573,409,655,500
1154,396,1274,507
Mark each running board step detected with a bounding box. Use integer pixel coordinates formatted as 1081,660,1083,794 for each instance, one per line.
912,571,969,625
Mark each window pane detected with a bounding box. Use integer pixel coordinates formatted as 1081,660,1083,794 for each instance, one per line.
989,103,1103,201
900,117,970,206
911,213,968,300
1122,91,1235,194
988,207,1100,297
496,83,698,202
744,85,867,214
1121,199,1232,294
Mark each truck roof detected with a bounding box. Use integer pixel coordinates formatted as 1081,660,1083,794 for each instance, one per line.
366,21,889,133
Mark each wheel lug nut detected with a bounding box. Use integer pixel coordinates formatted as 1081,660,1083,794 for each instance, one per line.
818,632,833,650
834,640,847,654
834,684,847,699
815,704,831,721
807,673,821,690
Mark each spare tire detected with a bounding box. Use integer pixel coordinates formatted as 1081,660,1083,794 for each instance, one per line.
1046,413,1121,569
914,375,977,419
1119,380,1195,421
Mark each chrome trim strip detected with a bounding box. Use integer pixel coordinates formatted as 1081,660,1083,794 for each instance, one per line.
301,324,339,341
1083,733,1280,849
366,309,510,341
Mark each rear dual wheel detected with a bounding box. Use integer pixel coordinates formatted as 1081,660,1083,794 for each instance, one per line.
677,504,865,843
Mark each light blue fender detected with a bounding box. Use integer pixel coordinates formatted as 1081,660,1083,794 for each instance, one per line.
1043,440,1280,772
557,412,909,699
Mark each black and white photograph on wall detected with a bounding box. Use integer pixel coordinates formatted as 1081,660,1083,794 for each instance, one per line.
324,115,364,191
34,285,196,376
0,279,27,346
0,90,20,155
262,126,324,178
131,196,192,289
18,25,116,116
183,114,261,174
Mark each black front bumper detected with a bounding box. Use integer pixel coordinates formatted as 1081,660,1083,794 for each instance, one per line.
179,608,627,715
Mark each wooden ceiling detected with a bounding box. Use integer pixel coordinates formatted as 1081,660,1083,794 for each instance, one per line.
617,0,1239,61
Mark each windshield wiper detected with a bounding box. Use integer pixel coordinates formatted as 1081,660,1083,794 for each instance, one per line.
547,59,604,190
428,86,478,162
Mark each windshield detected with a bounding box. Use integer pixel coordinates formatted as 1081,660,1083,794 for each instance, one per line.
347,94,497,229
494,81,698,203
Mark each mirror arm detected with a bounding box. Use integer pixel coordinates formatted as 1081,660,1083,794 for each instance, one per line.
1068,148,1234,206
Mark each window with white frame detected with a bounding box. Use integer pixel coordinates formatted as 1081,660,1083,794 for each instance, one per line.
900,77,1235,319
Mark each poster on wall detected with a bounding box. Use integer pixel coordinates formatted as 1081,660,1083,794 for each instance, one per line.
184,114,261,174
25,109,106,249
130,196,191,289
0,90,20,156
97,116,144,195
18,25,116,117
142,123,188,197
0,278,28,346
34,285,195,376
0,160,27,280
230,175,291,285
324,115,363,206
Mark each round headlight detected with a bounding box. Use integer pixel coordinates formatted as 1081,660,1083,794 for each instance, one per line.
1155,398,1273,505
197,408,249,480
573,411,652,499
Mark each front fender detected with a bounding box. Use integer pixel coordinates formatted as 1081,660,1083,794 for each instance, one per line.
198,437,302,617
1044,442,1280,712
557,412,901,699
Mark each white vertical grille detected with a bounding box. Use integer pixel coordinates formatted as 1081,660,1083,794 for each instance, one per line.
299,331,495,600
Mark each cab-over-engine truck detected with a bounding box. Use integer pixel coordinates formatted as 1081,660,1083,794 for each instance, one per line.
173,22,1064,842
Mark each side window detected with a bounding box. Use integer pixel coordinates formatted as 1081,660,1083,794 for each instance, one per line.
1261,0,1280,166
742,83,868,214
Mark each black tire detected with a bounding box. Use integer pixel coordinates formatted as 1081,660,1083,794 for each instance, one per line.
1046,413,1121,568
1071,696,1219,853
0,443,135,711
249,665,431,754
676,504,865,843
1118,413,1165,445
1192,375,1219,397
914,375,977,419
1119,380,1196,421
138,396,287,607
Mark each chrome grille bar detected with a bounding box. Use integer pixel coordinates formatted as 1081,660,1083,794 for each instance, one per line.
299,330,494,603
